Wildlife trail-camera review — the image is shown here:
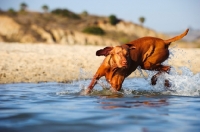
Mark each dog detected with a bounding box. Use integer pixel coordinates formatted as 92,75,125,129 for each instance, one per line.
85,29,189,94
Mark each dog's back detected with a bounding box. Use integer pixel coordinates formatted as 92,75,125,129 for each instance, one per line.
124,29,189,70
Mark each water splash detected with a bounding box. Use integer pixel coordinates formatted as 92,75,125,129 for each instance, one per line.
132,66,200,96
159,67,200,96
76,66,200,97
57,63,200,97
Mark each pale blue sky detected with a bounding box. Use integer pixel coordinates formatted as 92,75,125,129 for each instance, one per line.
0,0,199,33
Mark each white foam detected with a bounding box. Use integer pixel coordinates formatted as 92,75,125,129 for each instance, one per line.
163,67,200,96
137,66,200,96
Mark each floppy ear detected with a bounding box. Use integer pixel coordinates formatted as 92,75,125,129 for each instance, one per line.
96,47,113,56
125,44,136,50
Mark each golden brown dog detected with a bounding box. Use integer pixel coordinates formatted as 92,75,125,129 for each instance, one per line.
85,29,189,94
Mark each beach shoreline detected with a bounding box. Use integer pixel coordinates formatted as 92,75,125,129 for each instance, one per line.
0,42,200,84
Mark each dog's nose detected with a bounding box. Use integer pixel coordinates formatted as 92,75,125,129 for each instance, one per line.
122,60,127,65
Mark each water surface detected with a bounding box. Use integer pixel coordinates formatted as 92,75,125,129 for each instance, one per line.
0,68,200,132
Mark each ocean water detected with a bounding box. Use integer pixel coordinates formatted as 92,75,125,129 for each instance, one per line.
0,67,200,132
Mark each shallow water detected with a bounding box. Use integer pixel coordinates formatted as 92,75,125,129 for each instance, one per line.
1,68,200,132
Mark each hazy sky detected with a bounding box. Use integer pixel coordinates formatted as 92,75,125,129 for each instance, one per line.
0,0,199,33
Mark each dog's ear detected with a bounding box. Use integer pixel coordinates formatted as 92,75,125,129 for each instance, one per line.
96,47,113,56
125,44,136,50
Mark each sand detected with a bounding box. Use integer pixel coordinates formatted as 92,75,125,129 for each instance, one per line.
0,42,200,84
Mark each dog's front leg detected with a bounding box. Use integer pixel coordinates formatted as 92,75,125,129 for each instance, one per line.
85,74,100,94
85,65,106,94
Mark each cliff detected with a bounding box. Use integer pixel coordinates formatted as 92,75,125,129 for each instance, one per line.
0,11,167,46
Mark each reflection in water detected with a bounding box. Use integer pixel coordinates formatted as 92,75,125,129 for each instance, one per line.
98,97,169,110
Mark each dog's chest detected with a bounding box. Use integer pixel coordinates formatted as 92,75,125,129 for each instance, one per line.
105,68,127,83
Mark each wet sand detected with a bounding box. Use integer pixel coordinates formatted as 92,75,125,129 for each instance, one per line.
0,42,200,84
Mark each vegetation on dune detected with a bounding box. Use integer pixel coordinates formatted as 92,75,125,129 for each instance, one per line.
82,27,105,35
109,14,119,25
42,5,49,13
7,8,16,15
81,10,88,16
139,16,145,26
51,8,80,19
20,2,28,12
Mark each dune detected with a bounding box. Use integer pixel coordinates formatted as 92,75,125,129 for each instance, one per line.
0,42,200,84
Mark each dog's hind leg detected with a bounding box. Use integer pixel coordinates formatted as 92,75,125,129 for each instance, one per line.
151,65,171,87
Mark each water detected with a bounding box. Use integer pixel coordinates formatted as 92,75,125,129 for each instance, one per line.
0,67,200,132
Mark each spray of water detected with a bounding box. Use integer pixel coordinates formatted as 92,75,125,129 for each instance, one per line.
153,67,200,96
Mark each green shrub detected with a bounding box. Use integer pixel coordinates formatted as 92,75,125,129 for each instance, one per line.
81,10,88,16
42,5,49,13
82,26,105,35
139,16,145,26
109,15,118,25
7,8,16,15
20,2,28,12
51,8,80,19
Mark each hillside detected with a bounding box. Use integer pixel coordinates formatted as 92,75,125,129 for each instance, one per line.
0,9,191,46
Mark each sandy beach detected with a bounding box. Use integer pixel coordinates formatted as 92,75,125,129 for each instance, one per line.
0,42,200,84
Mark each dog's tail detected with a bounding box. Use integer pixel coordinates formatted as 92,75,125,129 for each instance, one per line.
164,28,189,45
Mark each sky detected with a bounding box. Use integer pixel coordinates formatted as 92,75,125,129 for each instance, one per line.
0,0,199,33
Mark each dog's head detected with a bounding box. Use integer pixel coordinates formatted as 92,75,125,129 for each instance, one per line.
96,45,135,69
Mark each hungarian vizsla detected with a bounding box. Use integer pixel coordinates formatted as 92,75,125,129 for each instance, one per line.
85,29,189,94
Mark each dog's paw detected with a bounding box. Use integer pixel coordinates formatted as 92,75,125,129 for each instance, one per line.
164,79,171,88
79,88,91,95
